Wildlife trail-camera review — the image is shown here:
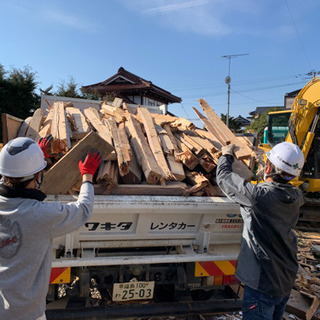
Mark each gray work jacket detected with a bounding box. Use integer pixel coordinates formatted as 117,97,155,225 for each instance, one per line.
0,182,94,320
216,155,304,297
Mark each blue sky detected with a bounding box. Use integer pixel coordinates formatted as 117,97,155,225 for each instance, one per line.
1,0,319,128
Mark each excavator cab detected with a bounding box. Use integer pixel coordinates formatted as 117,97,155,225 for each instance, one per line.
266,110,291,147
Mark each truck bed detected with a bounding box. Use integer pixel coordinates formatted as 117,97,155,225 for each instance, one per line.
48,195,242,267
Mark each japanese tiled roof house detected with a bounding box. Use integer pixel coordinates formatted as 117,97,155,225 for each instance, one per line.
82,67,182,114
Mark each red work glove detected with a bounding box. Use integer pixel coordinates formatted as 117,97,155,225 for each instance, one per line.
78,150,102,176
38,134,53,159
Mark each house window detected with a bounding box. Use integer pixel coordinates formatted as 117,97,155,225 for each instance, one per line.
146,98,155,106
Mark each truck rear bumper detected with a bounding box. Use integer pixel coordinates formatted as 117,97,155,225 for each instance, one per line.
53,251,239,268
46,297,243,320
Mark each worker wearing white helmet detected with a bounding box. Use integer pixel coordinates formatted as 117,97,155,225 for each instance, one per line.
0,136,102,320
216,142,305,320
266,141,305,181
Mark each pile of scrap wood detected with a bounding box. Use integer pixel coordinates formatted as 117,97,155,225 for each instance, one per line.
286,231,320,320
3,97,263,195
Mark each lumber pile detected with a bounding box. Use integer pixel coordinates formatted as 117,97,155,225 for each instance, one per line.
7,98,261,195
286,231,320,320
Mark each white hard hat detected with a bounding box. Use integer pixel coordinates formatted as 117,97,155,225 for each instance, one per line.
0,137,47,178
267,142,304,177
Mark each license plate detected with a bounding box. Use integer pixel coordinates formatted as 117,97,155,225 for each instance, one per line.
112,279,155,302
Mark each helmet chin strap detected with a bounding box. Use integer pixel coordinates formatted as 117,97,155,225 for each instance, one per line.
264,162,293,183
35,171,44,189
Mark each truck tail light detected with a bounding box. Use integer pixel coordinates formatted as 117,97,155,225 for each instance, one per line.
222,275,239,285
213,275,223,286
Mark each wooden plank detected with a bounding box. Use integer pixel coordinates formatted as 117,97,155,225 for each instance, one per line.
198,99,252,160
1,113,24,143
198,100,230,143
204,183,226,197
25,108,45,141
175,149,199,170
120,152,141,184
96,160,118,189
125,115,162,184
302,292,320,320
122,102,137,115
192,107,226,147
152,114,195,131
195,128,222,150
51,102,72,152
111,97,123,108
199,154,216,173
155,124,174,155
163,124,180,154
117,122,141,183
174,131,205,157
39,108,54,138
174,134,199,170
137,107,173,180
186,172,209,194
84,107,113,146
41,131,114,194
184,130,219,157
17,117,32,138
286,289,320,320
66,107,90,140
101,102,127,123
95,182,189,196
106,117,132,176
174,132,197,153
166,155,185,181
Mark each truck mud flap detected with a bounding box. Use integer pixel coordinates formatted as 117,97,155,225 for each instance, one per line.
46,298,242,320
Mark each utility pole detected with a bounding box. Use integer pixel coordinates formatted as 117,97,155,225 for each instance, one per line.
221,53,249,127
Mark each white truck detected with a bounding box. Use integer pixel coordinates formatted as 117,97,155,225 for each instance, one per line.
2,98,244,318
46,194,243,317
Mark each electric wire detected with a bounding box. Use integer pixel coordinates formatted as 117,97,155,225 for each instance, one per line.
178,102,191,119
284,0,313,70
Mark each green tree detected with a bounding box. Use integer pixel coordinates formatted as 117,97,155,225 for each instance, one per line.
55,76,83,98
40,84,54,96
0,64,40,141
0,64,39,118
246,107,283,142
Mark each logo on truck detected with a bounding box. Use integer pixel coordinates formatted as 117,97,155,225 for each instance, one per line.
215,218,243,229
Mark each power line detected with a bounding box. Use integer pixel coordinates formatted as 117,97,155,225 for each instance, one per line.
284,0,313,69
178,102,191,119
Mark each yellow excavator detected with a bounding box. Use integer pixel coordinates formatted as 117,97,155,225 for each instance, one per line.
261,76,320,223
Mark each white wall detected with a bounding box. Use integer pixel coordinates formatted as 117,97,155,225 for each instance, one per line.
40,95,101,114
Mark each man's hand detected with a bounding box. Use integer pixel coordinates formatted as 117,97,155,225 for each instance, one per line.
221,144,235,157
79,150,102,176
38,134,53,159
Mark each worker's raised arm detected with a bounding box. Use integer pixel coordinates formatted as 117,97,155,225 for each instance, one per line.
216,144,255,207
